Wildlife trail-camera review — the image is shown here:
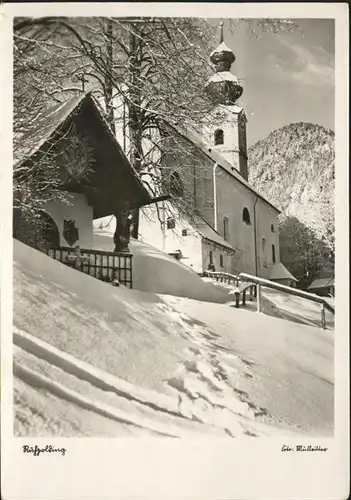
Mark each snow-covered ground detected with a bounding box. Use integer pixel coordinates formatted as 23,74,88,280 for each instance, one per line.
202,277,335,329
95,227,334,328
13,239,334,437
94,229,229,302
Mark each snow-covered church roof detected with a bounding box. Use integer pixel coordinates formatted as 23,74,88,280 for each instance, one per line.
269,262,298,282
192,215,236,253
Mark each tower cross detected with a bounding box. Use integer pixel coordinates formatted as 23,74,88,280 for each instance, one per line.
220,20,224,43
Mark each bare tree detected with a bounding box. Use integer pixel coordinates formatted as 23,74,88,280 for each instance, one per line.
13,19,88,246
279,215,333,288
14,17,298,245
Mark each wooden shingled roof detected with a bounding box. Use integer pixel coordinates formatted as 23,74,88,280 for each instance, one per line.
14,92,154,216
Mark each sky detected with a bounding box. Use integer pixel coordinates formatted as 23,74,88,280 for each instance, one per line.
208,19,335,146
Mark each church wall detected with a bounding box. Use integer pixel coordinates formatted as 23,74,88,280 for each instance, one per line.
212,127,240,172
255,198,281,279
202,106,242,174
43,192,94,248
161,130,215,228
214,166,280,277
137,120,281,278
214,166,256,275
142,140,280,278
139,205,203,273
201,240,233,274
139,205,236,275
139,169,280,278
192,157,216,228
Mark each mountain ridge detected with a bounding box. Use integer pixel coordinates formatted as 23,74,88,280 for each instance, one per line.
248,121,335,252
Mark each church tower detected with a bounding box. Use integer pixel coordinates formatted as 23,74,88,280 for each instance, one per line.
205,23,248,180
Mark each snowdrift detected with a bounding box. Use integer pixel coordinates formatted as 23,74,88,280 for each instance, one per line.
93,230,229,302
14,239,190,391
13,239,334,437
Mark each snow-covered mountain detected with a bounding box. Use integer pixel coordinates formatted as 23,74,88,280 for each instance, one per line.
248,122,335,249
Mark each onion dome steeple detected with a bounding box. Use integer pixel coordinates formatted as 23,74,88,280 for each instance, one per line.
206,22,243,105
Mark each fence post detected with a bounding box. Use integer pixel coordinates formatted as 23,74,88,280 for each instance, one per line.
320,302,326,330
242,289,246,307
235,292,240,308
256,284,262,313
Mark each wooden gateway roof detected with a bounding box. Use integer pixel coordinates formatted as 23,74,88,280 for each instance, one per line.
14,92,154,218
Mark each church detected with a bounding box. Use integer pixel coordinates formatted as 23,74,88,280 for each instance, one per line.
14,26,296,287
138,28,296,283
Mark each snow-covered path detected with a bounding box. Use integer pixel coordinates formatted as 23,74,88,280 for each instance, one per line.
14,328,302,438
162,295,334,435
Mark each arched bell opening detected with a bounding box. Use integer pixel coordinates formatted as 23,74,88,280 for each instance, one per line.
214,129,224,146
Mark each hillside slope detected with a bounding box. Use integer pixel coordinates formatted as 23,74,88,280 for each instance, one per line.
248,122,334,246
13,240,334,436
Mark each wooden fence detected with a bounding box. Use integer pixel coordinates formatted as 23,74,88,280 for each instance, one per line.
203,270,240,287
203,270,256,309
47,247,133,288
203,270,334,329
239,272,335,329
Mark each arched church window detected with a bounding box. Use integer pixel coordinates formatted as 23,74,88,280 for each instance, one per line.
223,216,229,241
168,171,184,198
262,237,267,268
272,244,276,264
242,207,251,225
214,129,224,146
